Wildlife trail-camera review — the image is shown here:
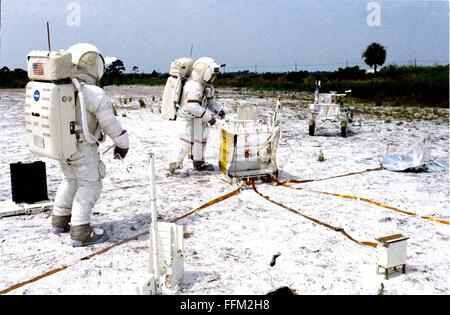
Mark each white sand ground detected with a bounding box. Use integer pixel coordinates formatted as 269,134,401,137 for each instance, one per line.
0,86,448,295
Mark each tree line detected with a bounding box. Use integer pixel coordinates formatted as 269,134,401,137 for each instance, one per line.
1,43,448,107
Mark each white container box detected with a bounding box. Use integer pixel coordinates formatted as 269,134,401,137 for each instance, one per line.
169,57,193,78
376,234,409,279
219,113,281,181
27,50,73,81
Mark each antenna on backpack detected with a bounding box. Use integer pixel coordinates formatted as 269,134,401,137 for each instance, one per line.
189,43,194,58
46,22,51,53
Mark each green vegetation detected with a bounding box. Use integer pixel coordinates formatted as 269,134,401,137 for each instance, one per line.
0,67,28,88
102,60,126,86
318,151,326,162
322,65,449,108
109,71,167,86
112,104,118,116
352,100,449,121
363,42,387,73
1,61,448,108
214,65,449,108
139,98,147,108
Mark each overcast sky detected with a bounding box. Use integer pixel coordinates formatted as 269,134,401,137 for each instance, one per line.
0,0,448,72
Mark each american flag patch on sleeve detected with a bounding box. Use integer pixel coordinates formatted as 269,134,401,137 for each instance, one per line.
33,63,44,75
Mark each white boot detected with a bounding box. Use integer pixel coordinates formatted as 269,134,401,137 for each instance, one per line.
70,224,109,247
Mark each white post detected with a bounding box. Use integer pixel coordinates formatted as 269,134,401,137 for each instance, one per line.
274,97,282,125
149,153,161,294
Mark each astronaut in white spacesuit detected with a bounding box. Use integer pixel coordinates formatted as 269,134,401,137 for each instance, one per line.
51,43,129,247
169,57,225,173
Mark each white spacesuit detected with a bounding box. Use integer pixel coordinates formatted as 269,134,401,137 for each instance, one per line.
51,43,129,247
169,57,225,173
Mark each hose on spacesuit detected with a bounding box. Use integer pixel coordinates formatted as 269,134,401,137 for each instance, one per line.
72,78,99,145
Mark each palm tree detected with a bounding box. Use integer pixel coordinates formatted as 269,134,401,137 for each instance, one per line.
107,60,126,75
102,60,126,86
362,42,387,73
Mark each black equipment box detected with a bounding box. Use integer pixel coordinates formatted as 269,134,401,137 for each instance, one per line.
10,161,49,204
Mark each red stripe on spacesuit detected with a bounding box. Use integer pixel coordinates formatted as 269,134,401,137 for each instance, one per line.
180,138,207,145
187,100,201,104
180,138,193,145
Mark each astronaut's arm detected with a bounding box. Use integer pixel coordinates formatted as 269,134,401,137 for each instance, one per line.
91,92,129,150
183,88,213,123
206,99,222,116
204,85,224,118
182,102,212,122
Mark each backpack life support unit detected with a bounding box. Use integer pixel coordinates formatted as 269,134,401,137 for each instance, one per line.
161,57,194,120
25,50,78,160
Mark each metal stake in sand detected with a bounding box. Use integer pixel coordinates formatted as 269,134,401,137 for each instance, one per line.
149,153,162,295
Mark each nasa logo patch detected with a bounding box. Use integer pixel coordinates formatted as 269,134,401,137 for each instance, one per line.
33,90,40,102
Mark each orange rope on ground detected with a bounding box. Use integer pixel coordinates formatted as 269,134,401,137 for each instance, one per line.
0,266,70,295
277,181,449,226
171,188,242,223
250,181,377,249
2,168,388,295
0,187,242,295
277,167,383,186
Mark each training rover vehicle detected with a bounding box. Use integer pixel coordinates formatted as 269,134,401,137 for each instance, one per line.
308,81,353,137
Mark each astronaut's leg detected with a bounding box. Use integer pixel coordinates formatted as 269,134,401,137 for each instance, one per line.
169,118,193,173
202,125,210,158
193,124,214,171
52,162,78,233
192,118,204,162
68,143,108,247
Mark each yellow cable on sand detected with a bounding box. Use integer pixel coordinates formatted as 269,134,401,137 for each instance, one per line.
277,167,383,185
250,181,377,249
171,187,242,223
314,190,449,225
277,181,449,226
0,187,242,295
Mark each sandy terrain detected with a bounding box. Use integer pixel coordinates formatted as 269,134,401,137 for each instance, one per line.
0,86,448,295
